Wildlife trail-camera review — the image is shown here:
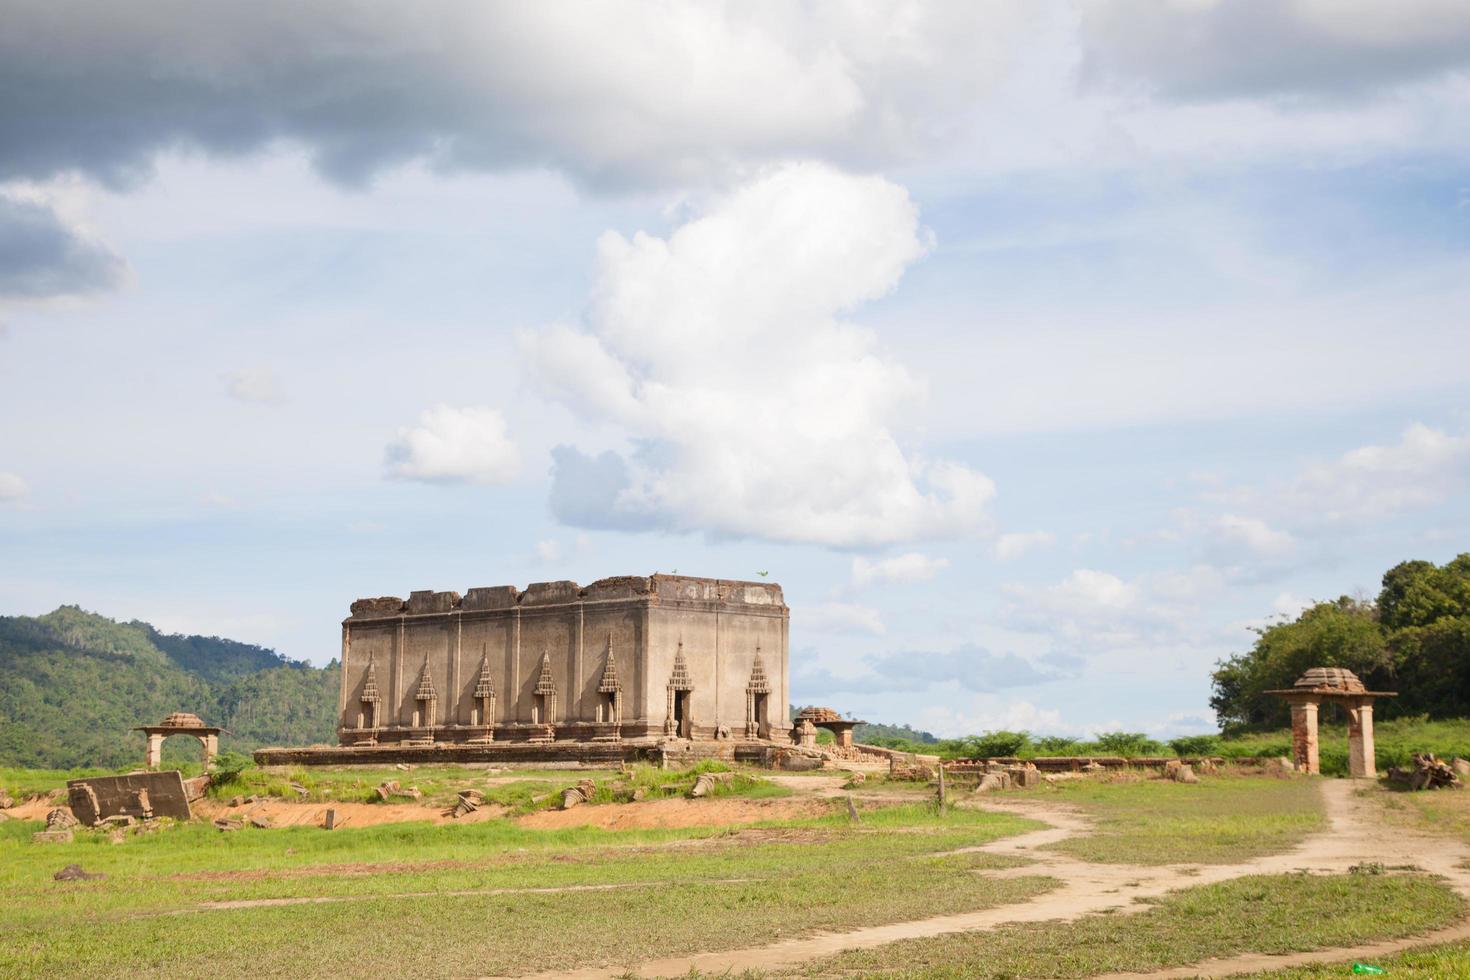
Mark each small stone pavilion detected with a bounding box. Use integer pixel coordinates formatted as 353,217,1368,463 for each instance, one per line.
135,712,226,768
1268,667,1396,778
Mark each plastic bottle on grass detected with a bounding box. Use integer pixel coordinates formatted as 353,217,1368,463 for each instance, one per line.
1350,964,1387,975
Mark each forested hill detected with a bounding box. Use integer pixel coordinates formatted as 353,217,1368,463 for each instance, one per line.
0,606,337,769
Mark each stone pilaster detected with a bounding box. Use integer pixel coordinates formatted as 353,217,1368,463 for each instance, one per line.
1289,698,1320,775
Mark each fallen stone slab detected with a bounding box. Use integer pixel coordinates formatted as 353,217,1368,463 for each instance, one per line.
67,771,193,825
53,864,104,882
689,772,734,798
213,818,243,832
46,808,79,831
248,815,272,829
32,830,73,844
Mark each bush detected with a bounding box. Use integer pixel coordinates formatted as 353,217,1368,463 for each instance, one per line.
1033,735,1081,754
967,730,1031,757
207,751,254,786
1169,734,1222,757
1091,732,1166,757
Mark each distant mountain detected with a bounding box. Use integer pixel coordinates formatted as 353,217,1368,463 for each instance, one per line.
853,721,938,744
0,606,337,769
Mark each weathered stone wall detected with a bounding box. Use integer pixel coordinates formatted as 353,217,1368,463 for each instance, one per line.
338,574,788,745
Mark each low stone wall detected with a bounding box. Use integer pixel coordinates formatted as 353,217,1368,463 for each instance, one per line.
254,738,823,770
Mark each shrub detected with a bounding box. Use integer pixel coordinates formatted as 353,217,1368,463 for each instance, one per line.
1169,734,1222,757
1091,732,1166,757
1033,735,1081,754
207,751,254,786
967,730,1031,757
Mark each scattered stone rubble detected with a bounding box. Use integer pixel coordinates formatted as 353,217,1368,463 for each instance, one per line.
53,864,104,882
559,779,599,809
1386,753,1463,791
689,771,734,797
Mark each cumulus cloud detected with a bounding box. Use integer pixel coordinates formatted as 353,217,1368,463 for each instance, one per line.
0,193,123,300
1001,566,1229,651
802,602,887,636
851,552,949,589
1081,0,1470,100
0,472,29,502
1212,423,1470,529
384,404,521,485
993,530,1056,561
222,367,285,405
525,163,996,547
0,2,1027,190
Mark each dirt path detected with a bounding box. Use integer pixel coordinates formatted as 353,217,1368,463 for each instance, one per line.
511,780,1470,980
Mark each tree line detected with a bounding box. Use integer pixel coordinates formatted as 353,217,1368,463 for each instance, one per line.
1211,554,1470,732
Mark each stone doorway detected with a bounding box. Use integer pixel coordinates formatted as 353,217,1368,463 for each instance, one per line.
673,690,692,739
751,693,769,739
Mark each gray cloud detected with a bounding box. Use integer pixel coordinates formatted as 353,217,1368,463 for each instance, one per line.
0,2,1018,191
0,196,123,299
1082,0,1470,101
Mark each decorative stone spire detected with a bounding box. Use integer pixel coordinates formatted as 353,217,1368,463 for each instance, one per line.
534,652,558,696
598,643,622,694
414,658,437,702
747,647,770,693
473,651,494,699
360,655,381,703
667,640,693,691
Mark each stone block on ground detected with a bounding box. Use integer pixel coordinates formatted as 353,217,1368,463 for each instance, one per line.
248,815,272,829
32,830,73,844
974,772,1012,794
45,808,79,831
213,818,242,832
53,864,104,881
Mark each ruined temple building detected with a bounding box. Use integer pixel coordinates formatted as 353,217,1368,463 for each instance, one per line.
335,574,791,750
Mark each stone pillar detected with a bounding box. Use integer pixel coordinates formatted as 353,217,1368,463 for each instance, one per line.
1289,698,1320,775
201,734,219,766
1347,699,1377,778
145,733,163,769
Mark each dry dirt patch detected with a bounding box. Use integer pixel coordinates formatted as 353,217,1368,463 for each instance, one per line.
192,798,507,828
517,796,824,830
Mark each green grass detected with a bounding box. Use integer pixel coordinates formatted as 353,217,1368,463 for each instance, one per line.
784,872,1466,978
1218,716,1470,777
68,760,795,813
1026,772,1326,864
1243,938,1470,978
0,801,1051,978
1371,779,1470,845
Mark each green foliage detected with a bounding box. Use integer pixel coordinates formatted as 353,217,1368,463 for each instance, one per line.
966,730,1031,757
854,720,938,744
1091,731,1165,756
1032,735,1082,754
207,751,254,786
1211,554,1470,730
0,606,338,768
1216,715,1470,777
1169,734,1222,757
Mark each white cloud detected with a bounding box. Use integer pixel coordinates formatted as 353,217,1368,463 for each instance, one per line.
918,699,1071,739
383,404,521,485
222,367,285,405
851,552,949,589
994,530,1056,561
1215,423,1470,527
1213,514,1295,557
1272,592,1312,619
0,471,28,502
534,540,563,564
803,602,886,636
525,162,996,547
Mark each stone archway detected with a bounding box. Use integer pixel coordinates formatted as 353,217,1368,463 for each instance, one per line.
1268,668,1396,778
134,712,227,769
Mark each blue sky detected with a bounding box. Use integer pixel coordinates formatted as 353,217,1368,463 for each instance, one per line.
2,2,1468,737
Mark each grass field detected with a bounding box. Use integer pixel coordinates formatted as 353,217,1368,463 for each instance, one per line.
1244,938,1470,977
0,797,1051,978
1029,772,1326,864
1217,716,1470,777
784,872,1466,978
